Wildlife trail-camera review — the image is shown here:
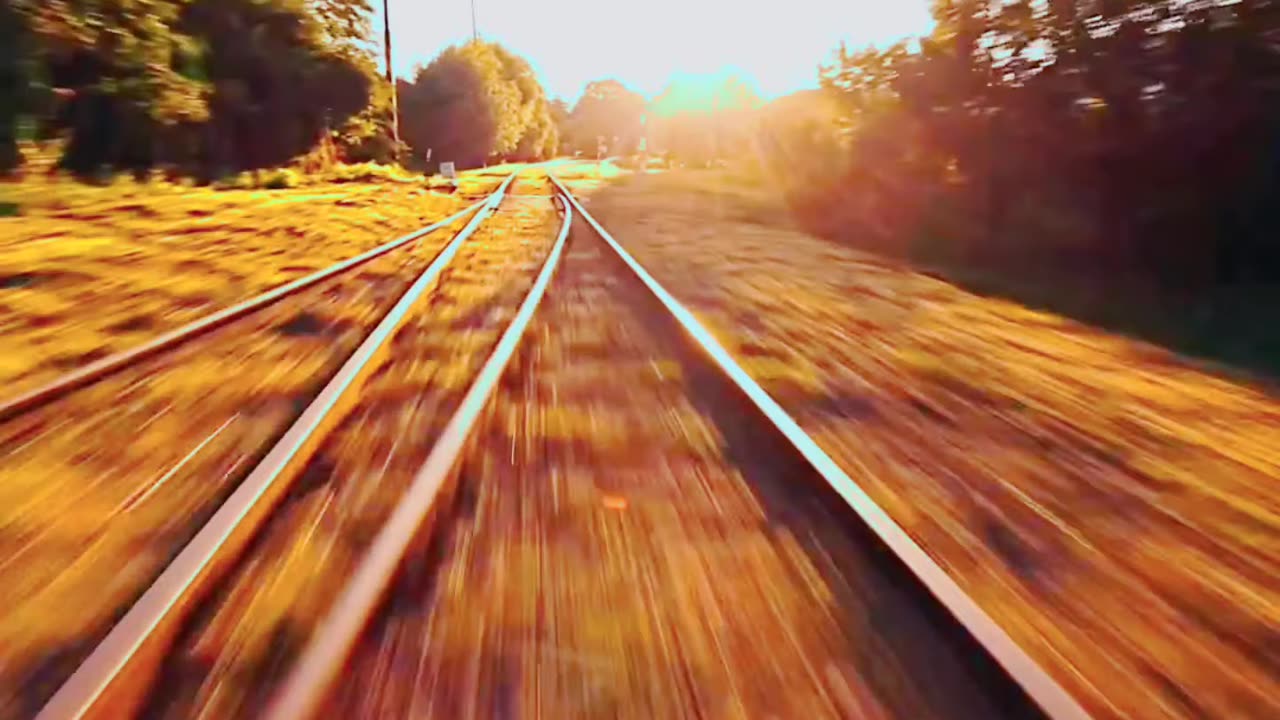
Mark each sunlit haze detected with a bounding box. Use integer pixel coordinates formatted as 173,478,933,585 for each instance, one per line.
377,0,935,102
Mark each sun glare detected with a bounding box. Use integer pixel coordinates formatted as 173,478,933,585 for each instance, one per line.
649,71,765,116
383,0,935,102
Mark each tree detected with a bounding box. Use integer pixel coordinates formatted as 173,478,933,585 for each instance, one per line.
336,74,403,163
3,0,373,177
22,0,210,176
492,43,558,161
803,0,1280,369
565,79,646,155
512,106,558,161
180,0,371,176
754,89,847,198
397,41,556,169
648,73,762,166
0,0,34,173
548,98,570,132
304,0,405,164
311,0,374,56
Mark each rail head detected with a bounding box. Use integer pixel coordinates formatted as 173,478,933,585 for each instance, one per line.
546,173,1092,720
262,185,574,720
0,192,494,424
33,173,518,720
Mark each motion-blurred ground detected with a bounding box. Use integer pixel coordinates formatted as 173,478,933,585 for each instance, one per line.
587,169,1280,719
1,163,1278,719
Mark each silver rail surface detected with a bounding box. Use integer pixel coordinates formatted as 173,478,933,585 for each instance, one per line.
33,174,517,720
263,190,574,720
0,195,491,423
547,173,1091,720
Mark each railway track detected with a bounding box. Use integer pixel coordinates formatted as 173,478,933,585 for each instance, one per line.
0,174,525,717
0,185,501,421
15,173,1090,720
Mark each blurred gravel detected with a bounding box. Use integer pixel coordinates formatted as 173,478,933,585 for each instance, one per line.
326,219,1045,719
582,170,1280,719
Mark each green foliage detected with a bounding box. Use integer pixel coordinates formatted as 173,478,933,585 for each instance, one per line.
754,89,846,191
311,0,374,57
512,107,559,161
492,43,558,161
335,75,403,163
324,161,416,183
261,167,300,189
397,46,493,169
29,0,209,125
315,0,403,165
808,0,1280,274
16,0,210,175
397,40,557,170
210,167,301,190
183,0,371,175
4,0,374,177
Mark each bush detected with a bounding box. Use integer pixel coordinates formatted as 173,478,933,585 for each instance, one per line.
211,168,300,190
324,162,418,184
260,168,300,189
212,172,255,190
426,175,458,191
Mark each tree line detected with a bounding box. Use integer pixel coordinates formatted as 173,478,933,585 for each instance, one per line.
0,1,763,179
554,2,1280,370
1,0,385,179
0,1,572,179
399,67,764,170
799,1,1280,284
553,74,764,167
397,40,557,169
773,0,1280,372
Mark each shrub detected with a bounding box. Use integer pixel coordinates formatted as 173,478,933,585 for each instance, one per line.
212,172,255,190
325,162,419,184
260,168,300,189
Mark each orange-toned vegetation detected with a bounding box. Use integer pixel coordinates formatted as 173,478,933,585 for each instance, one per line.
327,217,1032,719
0,172,509,714
140,188,561,718
0,174,501,393
585,170,1280,720
6,162,1278,719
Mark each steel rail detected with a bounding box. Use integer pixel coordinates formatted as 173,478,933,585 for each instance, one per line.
546,174,1092,720
33,173,517,720
262,190,574,720
0,194,493,424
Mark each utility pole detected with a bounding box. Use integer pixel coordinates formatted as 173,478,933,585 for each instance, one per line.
471,0,478,40
382,0,400,155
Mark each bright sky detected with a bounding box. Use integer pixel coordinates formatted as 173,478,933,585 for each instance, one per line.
376,0,935,103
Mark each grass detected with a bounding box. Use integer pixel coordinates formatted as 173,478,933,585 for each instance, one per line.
0,170,516,394
322,162,426,185
585,169,1280,720
796,185,1280,380
0,170,565,714
943,264,1280,380
136,182,563,719
324,214,1017,718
